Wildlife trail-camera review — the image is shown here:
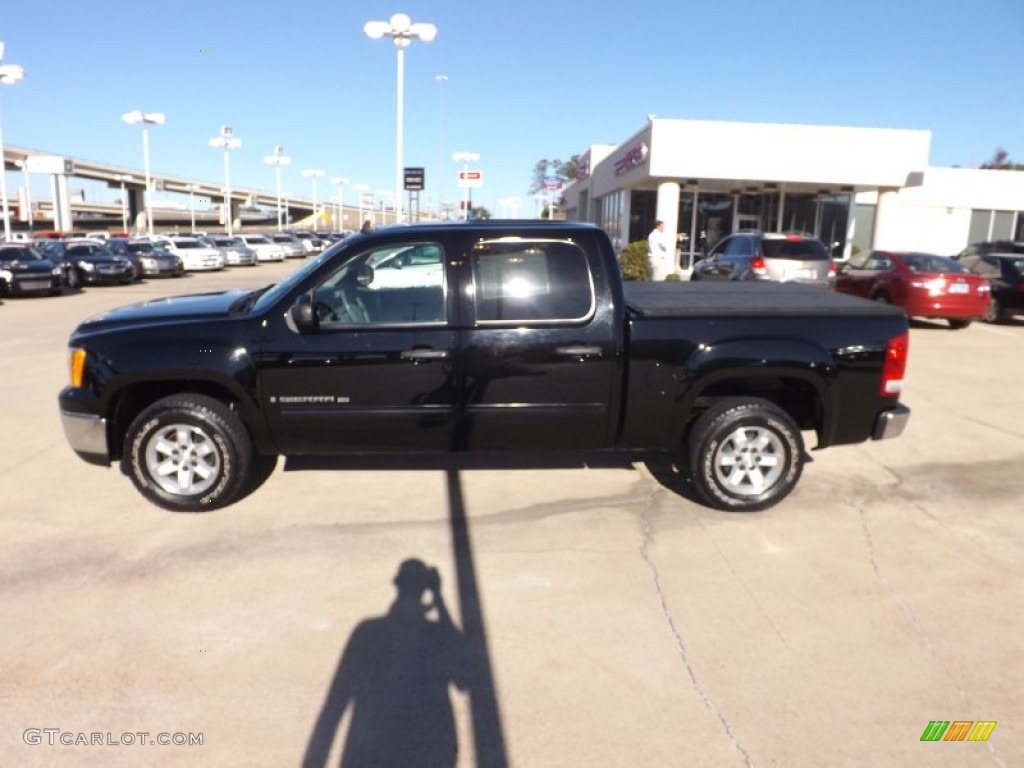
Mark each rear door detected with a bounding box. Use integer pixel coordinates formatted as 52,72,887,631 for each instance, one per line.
455,234,618,450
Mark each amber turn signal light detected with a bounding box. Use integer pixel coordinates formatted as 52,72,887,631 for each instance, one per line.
70,348,87,388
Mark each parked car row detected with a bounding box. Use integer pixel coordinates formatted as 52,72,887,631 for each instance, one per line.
1,229,349,300
687,231,1022,328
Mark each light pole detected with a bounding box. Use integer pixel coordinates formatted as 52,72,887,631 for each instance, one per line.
302,168,325,231
376,189,392,225
435,73,447,219
330,176,349,231
264,146,291,232
121,109,165,239
0,43,26,241
353,183,370,229
114,174,133,233
209,125,241,235
283,192,293,228
364,13,437,225
453,150,479,221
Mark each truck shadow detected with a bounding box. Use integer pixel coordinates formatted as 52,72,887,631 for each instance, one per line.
301,470,510,768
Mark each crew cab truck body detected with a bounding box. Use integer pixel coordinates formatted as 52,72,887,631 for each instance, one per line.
58,221,910,513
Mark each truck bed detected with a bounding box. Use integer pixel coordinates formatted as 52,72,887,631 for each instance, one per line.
624,281,904,318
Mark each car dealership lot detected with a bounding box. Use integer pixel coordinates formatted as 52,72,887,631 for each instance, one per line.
2,268,1021,767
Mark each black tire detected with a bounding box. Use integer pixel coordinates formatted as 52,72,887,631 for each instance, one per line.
66,269,80,291
948,319,971,330
687,398,804,512
872,292,890,304
122,394,254,512
984,298,1008,324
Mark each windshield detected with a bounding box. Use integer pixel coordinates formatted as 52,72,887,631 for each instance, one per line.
171,240,203,249
245,236,271,245
214,237,243,247
249,249,337,313
0,246,44,261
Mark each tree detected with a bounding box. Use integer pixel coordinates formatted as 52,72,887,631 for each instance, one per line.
470,206,491,220
528,155,583,194
980,147,1024,171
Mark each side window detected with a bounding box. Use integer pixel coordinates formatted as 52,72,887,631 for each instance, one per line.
969,257,999,277
312,241,446,326
472,240,594,324
865,254,892,271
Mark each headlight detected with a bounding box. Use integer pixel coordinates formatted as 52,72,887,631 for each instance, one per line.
52,266,62,276
79,261,96,271
70,348,87,388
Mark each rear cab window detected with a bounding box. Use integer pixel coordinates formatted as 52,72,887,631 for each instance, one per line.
471,239,595,324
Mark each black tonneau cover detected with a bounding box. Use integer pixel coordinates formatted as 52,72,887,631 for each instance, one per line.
624,281,904,318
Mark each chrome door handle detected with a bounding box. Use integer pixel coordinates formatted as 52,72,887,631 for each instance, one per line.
400,348,449,361
556,345,603,358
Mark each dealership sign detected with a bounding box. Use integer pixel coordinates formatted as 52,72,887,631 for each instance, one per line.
614,142,648,176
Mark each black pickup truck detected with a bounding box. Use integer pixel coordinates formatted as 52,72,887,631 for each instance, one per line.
58,221,910,513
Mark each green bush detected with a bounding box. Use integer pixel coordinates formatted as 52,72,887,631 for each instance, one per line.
619,241,650,281
664,273,681,281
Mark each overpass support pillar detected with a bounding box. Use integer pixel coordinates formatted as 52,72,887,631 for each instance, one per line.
128,187,146,234
50,174,73,234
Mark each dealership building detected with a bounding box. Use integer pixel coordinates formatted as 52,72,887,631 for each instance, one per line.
560,117,1024,274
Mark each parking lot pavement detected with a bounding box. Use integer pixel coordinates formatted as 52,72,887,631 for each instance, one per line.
2,271,1021,767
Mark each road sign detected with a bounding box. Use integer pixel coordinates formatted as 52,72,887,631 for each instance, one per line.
543,177,563,191
457,170,483,189
404,167,425,191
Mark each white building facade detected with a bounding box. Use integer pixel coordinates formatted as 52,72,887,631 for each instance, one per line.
562,118,1024,275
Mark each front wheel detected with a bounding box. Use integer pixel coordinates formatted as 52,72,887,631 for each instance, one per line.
122,394,255,512
984,298,1009,324
948,319,971,330
687,398,804,512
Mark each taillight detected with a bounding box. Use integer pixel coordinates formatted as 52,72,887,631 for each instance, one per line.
881,332,909,397
828,260,837,279
750,256,768,276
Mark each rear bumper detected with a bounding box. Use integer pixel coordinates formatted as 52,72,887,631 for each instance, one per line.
872,404,911,440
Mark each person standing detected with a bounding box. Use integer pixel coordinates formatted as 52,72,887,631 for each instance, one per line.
647,220,669,280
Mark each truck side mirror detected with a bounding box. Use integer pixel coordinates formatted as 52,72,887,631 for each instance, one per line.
291,294,318,332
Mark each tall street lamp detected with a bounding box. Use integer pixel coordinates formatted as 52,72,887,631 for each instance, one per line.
330,176,349,231
121,109,165,239
453,150,479,221
209,125,241,235
263,146,291,232
364,12,437,225
114,174,133,233
0,42,26,241
435,74,448,219
302,168,325,231
353,183,370,229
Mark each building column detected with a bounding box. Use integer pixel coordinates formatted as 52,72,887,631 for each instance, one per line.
872,187,900,249
654,181,681,279
843,195,857,261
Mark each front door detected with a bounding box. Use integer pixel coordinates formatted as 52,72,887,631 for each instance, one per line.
258,239,459,454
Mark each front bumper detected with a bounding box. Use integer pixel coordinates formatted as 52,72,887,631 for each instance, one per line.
872,404,911,440
59,409,111,465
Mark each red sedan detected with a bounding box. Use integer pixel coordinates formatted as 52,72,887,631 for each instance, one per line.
836,250,991,329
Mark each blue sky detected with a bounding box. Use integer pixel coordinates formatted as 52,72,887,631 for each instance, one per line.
1,0,1022,218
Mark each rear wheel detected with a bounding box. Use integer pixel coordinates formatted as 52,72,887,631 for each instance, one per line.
687,398,804,512
984,298,1009,324
123,394,255,512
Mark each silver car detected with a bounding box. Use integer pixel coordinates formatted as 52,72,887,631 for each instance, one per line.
237,234,287,262
200,235,258,266
692,231,835,288
269,232,307,259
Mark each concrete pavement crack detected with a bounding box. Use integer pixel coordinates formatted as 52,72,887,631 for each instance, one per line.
637,476,754,768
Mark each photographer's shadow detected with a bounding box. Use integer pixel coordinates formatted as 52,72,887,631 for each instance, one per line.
303,559,467,767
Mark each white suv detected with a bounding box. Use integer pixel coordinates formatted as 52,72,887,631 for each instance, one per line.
155,237,225,271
